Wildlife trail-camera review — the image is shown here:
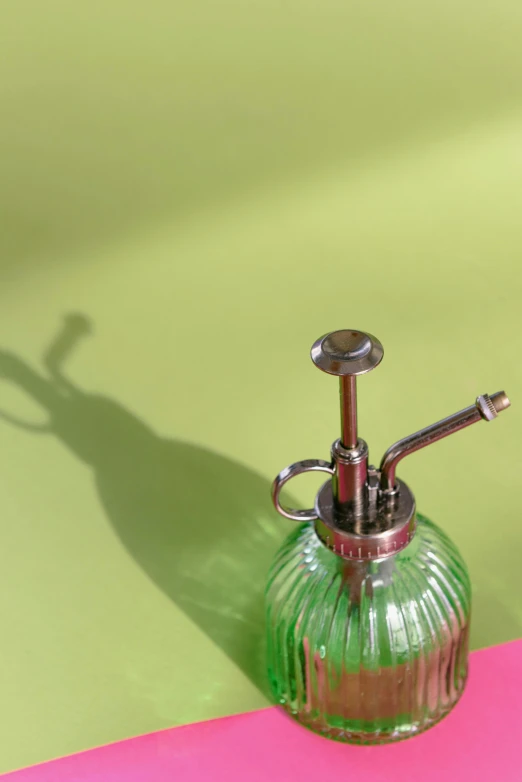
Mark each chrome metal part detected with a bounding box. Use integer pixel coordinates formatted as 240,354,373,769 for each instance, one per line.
310,330,383,508
380,391,511,493
314,478,416,561
271,459,334,521
271,330,511,561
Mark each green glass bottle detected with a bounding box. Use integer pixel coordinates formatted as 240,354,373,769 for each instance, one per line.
267,330,510,744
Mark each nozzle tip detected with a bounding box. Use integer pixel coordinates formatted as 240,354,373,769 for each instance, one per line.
491,391,511,413
477,391,511,421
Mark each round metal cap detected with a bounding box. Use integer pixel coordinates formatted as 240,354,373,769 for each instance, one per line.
314,478,416,561
311,330,384,376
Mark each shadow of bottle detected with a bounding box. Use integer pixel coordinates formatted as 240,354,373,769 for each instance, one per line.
0,315,294,697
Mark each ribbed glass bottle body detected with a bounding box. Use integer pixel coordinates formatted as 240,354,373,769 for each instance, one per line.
265,514,471,743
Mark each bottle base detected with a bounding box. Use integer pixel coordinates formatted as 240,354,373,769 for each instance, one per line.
275,679,467,745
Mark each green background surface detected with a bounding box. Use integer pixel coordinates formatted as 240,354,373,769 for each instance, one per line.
2,0,522,773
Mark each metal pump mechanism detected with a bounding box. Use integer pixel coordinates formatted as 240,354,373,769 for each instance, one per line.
272,329,510,561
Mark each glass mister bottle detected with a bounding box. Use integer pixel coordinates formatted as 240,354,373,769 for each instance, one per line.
267,329,510,744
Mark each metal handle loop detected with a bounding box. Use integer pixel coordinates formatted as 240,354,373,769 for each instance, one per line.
271,459,334,522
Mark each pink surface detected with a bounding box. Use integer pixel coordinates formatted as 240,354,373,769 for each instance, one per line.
6,639,522,781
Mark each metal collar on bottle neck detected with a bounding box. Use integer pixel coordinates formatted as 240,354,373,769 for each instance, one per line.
272,329,511,562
